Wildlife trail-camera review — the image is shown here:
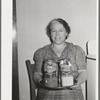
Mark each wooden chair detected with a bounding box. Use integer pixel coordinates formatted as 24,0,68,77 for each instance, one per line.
25,60,37,100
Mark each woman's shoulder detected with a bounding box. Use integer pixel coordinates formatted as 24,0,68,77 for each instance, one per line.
66,42,76,49
34,44,51,54
33,44,51,60
66,42,84,52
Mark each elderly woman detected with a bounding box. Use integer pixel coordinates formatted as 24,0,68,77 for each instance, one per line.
33,18,87,100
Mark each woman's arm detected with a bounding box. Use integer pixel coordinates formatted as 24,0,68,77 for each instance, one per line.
71,45,87,89
33,48,44,84
75,69,87,85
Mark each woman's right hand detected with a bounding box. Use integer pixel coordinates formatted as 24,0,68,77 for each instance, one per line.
33,72,42,83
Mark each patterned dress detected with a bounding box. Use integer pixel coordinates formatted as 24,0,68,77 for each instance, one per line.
33,42,87,100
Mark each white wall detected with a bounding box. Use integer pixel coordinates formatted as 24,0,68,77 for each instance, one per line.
16,0,97,100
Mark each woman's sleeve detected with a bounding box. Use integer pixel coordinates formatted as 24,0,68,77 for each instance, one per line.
33,48,44,73
75,45,87,70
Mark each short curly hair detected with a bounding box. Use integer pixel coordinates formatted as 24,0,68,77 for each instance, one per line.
46,18,71,39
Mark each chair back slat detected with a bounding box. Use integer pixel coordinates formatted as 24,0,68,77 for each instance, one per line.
25,60,36,100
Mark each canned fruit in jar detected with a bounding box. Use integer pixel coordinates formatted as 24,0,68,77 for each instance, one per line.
44,77,58,87
60,65,71,72
62,75,74,86
43,60,58,73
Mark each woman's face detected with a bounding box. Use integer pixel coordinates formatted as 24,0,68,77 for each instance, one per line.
50,21,68,45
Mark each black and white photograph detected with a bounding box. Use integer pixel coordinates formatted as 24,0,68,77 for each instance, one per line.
1,0,98,100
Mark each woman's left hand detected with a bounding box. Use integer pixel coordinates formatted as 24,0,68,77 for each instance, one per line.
70,84,80,89
68,71,78,78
